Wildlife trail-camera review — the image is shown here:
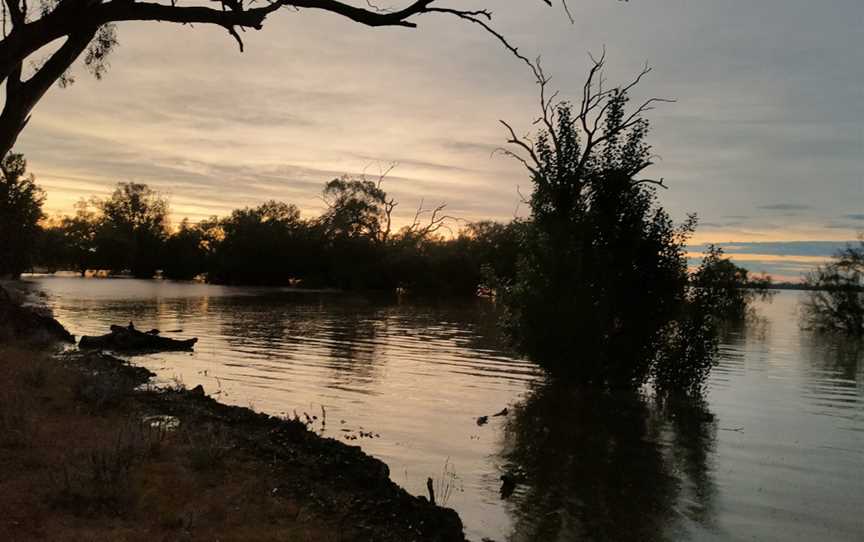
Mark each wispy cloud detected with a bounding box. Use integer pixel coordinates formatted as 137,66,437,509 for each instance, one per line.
689,241,853,258
757,204,812,211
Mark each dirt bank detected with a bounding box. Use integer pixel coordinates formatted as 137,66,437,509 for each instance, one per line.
0,288,466,541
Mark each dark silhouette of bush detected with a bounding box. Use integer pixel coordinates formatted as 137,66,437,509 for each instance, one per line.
25,178,533,301
0,153,44,278
207,201,322,286
802,238,863,335
691,244,773,320
496,58,731,394
95,183,169,278
162,219,207,281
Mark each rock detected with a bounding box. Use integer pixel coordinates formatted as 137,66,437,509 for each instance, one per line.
476,415,488,426
190,384,205,397
499,473,517,499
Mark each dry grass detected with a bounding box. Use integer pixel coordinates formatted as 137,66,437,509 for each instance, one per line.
0,346,338,541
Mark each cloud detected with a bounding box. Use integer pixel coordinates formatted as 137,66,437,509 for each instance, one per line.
689,241,853,258
440,140,502,156
757,204,812,211
843,214,864,221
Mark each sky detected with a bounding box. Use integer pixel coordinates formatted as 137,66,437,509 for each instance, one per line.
15,0,863,281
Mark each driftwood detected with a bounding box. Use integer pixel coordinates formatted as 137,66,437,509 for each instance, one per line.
79,323,197,352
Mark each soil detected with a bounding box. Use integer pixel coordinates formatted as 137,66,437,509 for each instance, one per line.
0,286,466,542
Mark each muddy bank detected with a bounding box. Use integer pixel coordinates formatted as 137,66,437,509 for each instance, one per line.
0,289,467,541
0,284,74,344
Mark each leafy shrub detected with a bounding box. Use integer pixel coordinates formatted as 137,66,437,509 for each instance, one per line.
802,239,863,335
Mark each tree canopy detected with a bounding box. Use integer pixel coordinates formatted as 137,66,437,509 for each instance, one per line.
0,152,43,278
802,238,864,335
496,55,722,395
93,182,169,277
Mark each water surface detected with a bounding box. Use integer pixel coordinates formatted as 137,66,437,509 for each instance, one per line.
21,277,864,541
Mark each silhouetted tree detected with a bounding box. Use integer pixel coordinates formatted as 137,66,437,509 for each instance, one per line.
0,0,564,160
96,182,168,277
59,199,100,275
691,244,773,320
318,173,455,290
498,55,707,390
162,218,207,280
34,219,67,272
802,238,863,335
26,177,542,297
461,220,526,289
208,201,322,285
321,176,392,243
0,153,44,278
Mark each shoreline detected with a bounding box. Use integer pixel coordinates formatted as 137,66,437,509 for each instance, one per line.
0,289,467,541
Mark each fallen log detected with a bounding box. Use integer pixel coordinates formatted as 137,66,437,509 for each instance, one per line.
79,323,197,352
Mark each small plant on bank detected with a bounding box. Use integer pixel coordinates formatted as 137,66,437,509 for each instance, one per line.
49,417,162,515
72,371,126,411
434,458,463,507
0,390,33,449
19,360,48,388
183,423,232,472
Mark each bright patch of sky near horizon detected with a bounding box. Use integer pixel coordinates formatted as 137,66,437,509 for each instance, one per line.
14,0,863,279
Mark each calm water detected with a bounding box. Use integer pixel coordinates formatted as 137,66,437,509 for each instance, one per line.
20,277,864,541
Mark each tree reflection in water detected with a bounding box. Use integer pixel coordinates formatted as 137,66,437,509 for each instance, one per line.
499,382,717,542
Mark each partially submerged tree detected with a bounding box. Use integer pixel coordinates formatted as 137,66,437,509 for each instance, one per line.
802,238,863,336
497,54,716,393
0,0,567,159
0,152,44,278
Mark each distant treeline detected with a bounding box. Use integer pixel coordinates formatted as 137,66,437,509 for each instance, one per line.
31,179,522,296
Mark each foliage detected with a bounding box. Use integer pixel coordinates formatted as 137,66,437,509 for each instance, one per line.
802,239,863,335
691,244,773,320
207,201,323,286
321,176,392,243
492,59,779,395
30,175,525,296
498,63,704,390
461,220,526,290
58,200,101,275
0,153,44,278
161,218,207,280
96,183,169,278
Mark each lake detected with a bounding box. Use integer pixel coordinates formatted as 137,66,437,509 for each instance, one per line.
19,276,864,541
